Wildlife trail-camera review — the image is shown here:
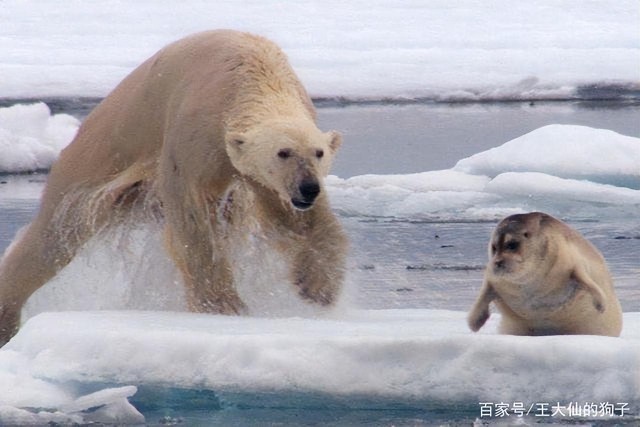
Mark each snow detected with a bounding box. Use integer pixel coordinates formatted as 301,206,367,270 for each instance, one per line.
0,1,638,100
454,125,640,187
0,103,79,173
1,310,639,424
326,125,640,221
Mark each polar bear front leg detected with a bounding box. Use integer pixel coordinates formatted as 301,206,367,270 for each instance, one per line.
290,208,348,306
158,158,247,315
186,251,247,315
164,216,247,315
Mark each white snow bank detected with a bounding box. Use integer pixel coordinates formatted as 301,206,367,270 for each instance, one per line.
327,125,640,220
0,103,79,173
1,0,638,99
454,125,640,188
0,310,638,423
486,172,640,205
326,171,495,218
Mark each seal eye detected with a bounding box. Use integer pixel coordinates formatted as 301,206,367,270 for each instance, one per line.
505,241,519,252
315,149,324,159
491,244,497,254
523,232,530,238
277,148,292,159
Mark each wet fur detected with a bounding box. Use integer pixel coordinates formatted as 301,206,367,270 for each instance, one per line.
0,30,347,346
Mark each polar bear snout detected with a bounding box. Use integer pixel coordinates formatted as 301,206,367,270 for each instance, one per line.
299,179,320,201
292,178,321,210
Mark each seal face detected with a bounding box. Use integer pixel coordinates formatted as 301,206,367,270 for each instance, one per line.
491,214,540,276
467,212,623,337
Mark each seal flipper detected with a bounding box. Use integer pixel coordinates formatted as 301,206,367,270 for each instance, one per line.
467,280,496,332
571,267,606,313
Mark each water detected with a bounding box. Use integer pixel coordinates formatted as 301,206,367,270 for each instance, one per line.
1,99,639,425
0,173,46,252
129,387,479,426
319,100,640,177
346,216,640,313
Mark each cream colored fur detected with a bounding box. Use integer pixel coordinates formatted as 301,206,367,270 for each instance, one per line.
0,30,347,346
467,212,622,337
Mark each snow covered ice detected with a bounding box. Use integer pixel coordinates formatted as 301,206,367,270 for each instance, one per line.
0,103,79,174
0,0,638,100
328,125,640,221
454,126,640,185
2,311,640,425
1,0,639,424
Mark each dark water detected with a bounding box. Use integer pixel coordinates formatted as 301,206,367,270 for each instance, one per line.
0,199,37,253
319,100,640,177
1,99,639,425
346,217,640,313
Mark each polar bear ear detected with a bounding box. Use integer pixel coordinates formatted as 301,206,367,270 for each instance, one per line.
225,131,247,150
327,131,342,153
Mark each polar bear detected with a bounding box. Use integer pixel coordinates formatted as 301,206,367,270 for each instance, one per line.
0,30,347,346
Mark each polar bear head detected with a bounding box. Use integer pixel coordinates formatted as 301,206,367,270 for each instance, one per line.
225,120,342,211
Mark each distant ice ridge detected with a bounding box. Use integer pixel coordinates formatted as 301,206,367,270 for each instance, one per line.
327,125,640,221
1,310,639,424
0,103,79,173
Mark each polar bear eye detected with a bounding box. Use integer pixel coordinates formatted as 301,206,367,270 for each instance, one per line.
277,148,292,159
315,149,324,159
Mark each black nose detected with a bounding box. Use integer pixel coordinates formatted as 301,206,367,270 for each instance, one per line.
299,180,320,202
494,259,505,270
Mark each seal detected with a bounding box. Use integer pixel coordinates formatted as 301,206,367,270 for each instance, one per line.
467,212,622,336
